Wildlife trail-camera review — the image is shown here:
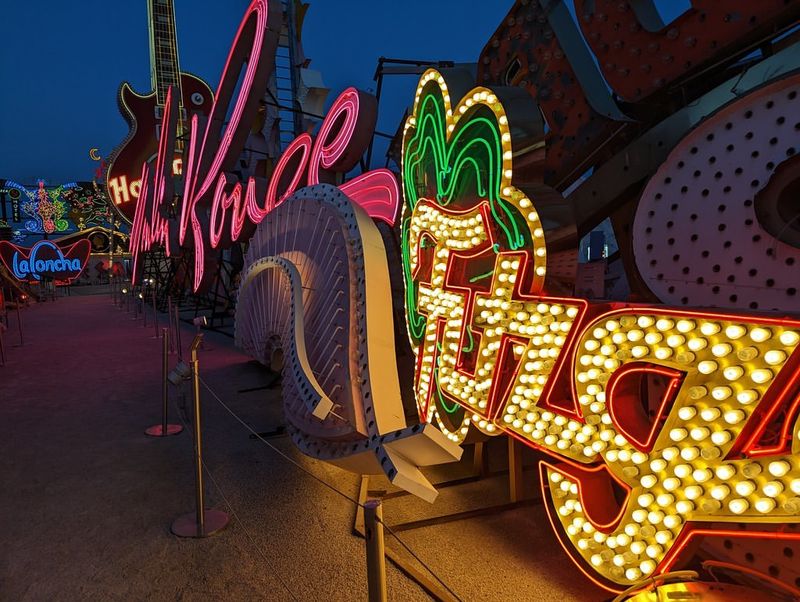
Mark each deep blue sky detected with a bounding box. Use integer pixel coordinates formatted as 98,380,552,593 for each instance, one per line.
0,1,508,185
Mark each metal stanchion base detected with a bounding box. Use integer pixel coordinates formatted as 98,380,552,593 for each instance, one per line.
145,424,184,437
171,510,229,538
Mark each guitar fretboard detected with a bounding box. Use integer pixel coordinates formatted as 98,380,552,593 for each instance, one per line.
148,0,182,108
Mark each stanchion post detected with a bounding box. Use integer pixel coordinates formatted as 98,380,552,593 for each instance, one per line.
175,303,183,359
151,281,159,338
171,334,228,537
14,298,23,346
364,499,388,602
145,328,183,437
167,297,176,354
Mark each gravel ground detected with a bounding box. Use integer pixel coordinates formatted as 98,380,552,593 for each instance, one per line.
0,290,606,601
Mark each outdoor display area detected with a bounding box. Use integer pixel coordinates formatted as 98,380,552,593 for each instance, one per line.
3,0,800,600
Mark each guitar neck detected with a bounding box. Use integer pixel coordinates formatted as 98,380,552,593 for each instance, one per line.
148,0,183,108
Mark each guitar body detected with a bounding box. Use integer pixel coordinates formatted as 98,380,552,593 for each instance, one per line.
106,73,213,223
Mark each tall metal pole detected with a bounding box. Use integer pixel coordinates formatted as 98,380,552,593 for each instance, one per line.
15,300,23,346
151,283,159,338
364,499,388,602
171,334,228,537
145,328,183,437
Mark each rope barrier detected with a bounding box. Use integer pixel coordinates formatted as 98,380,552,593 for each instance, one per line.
169,387,300,602
197,376,465,602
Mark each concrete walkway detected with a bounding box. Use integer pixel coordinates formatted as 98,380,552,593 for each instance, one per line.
0,291,605,601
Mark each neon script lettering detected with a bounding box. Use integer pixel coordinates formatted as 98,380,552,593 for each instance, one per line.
12,242,81,280
0,239,91,283
130,0,399,291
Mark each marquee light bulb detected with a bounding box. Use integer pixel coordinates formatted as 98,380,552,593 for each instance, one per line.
751,368,773,384
710,430,731,445
768,461,790,477
700,322,720,336
693,468,712,483
724,409,745,425
685,485,703,500
676,320,695,333
669,428,688,442
763,481,783,498
749,327,771,342
688,386,707,400
711,386,732,401
764,350,787,365
711,343,732,357
698,360,718,374
688,338,707,351
662,447,679,461
711,485,730,500
723,366,743,381
700,407,720,421
645,332,662,345
737,389,759,405
729,498,749,514
755,498,776,513
725,325,746,339
779,331,799,346
735,480,756,496
716,465,736,480
654,348,672,360
666,334,685,347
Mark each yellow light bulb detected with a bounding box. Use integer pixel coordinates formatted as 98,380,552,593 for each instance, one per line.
723,366,744,381
729,498,749,514
725,325,746,339
768,461,790,477
698,360,718,374
750,327,771,342
711,343,732,357
764,350,787,365
737,389,759,405
751,368,773,384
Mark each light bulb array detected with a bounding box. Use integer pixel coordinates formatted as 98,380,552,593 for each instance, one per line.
401,68,800,592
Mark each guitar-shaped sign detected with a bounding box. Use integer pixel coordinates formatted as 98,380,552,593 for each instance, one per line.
106,0,214,223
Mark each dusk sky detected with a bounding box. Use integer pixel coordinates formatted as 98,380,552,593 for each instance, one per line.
0,1,509,185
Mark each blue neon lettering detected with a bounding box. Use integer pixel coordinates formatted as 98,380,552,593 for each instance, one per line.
10,241,83,281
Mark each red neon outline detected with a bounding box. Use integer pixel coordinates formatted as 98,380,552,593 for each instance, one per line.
339,169,400,225
307,88,361,184
0,239,92,285
604,363,685,453
734,345,800,457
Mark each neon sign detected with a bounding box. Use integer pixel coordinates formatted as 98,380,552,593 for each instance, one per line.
401,69,800,592
130,0,399,292
0,239,91,283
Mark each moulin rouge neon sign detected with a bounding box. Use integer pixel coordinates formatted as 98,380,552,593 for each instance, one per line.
0,239,91,283
130,0,399,291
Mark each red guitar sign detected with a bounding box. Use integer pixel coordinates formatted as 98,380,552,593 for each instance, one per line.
105,0,213,223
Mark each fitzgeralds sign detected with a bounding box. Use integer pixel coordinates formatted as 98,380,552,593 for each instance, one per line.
130,0,399,291
0,239,91,283
401,69,800,592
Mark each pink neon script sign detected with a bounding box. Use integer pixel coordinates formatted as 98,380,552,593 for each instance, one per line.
131,0,399,292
